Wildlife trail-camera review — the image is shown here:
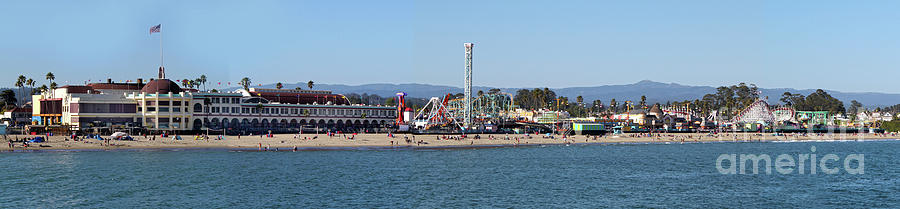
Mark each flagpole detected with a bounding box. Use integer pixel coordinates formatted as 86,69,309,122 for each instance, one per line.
160,26,164,68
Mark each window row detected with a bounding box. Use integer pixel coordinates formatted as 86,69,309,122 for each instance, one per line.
210,97,241,104
138,107,182,112
228,107,395,117
144,101,185,106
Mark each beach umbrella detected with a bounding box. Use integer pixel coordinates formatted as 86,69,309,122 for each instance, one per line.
110,132,128,139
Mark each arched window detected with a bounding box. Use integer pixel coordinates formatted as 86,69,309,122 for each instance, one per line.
193,103,203,113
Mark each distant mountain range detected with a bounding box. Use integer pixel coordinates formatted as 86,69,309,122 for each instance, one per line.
236,80,900,107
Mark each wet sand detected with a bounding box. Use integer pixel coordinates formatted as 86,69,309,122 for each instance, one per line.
1,132,897,152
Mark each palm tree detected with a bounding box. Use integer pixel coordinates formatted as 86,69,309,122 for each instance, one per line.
46,72,55,98
193,78,202,89
640,95,647,108
199,75,207,91
39,85,48,93
610,98,617,114
240,77,251,91
307,80,314,89
46,72,55,83
26,78,35,95
255,103,264,129
276,82,283,89
15,75,25,106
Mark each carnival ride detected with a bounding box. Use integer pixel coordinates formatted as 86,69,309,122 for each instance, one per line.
731,98,823,127
732,99,776,124
447,93,514,121
773,107,797,123
408,92,517,132
412,94,464,131
662,106,697,120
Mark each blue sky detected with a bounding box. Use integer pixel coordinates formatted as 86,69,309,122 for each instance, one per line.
1,0,899,93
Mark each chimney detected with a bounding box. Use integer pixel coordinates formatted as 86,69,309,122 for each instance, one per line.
107,78,112,84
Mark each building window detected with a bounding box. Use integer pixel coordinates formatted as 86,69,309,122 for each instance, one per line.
173,101,182,106
193,103,203,112
159,107,169,112
173,107,181,112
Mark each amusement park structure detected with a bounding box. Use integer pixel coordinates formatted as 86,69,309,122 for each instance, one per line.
408,92,516,132
412,95,464,130
463,42,474,129
730,97,829,127
395,92,407,125
394,42,524,133
448,92,514,122
732,99,776,124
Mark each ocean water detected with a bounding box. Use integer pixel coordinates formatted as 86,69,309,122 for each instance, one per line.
1,140,899,208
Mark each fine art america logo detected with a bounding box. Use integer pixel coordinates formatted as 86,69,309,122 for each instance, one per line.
716,146,864,175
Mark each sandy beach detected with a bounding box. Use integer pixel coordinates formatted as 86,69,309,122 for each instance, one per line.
2,132,898,152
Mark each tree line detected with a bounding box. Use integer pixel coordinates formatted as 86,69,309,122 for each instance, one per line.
505,83,853,120
780,89,846,115
6,72,57,110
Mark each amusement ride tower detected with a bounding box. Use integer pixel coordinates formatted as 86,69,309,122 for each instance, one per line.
463,43,474,130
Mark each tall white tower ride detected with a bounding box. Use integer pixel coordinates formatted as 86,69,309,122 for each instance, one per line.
463,43,474,130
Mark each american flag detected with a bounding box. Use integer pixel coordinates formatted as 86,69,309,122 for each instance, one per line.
149,24,161,34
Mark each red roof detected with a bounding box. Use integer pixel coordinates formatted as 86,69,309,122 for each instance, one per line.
87,83,143,90
58,82,144,94
140,79,182,94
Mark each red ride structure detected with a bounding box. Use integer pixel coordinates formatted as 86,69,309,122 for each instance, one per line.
395,92,406,125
